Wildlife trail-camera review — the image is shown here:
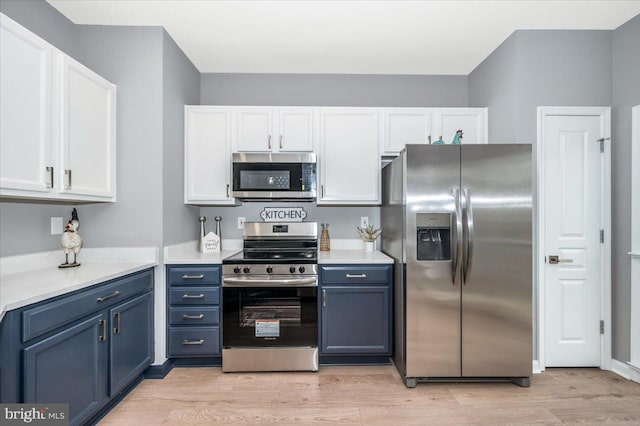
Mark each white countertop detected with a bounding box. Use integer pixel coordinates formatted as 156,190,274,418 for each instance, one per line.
318,249,393,264
0,248,158,321
163,240,241,264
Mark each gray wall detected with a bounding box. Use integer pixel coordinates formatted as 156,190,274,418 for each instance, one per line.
201,74,468,107
162,31,201,246
611,14,640,361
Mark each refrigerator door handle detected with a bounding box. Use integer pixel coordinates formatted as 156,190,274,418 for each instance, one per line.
452,188,463,285
463,188,474,283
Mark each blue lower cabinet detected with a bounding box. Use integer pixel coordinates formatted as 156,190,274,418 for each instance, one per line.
2,269,154,426
319,265,392,362
109,292,153,397
23,314,106,426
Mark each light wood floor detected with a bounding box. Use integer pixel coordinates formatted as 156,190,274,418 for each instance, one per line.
99,365,640,425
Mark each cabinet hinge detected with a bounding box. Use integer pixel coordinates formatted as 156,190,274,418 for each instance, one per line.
597,137,610,153
600,320,605,335
600,229,604,243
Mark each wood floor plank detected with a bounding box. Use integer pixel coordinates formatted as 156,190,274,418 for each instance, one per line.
97,366,640,425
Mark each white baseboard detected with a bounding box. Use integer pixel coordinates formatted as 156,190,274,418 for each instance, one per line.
532,360,542,374
610,359,640,384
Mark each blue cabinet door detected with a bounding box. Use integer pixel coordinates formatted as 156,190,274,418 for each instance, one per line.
23,314,106,426
321,286,391,355
109,292,153,397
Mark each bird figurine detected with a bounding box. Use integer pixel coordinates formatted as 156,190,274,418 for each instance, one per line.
451,129,464,145
432,135,446,145
59,208,83,268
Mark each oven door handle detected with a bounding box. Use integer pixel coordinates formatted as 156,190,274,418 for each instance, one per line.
222,276,318,287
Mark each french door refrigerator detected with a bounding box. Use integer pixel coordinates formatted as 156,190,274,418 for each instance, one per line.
381,144,532,388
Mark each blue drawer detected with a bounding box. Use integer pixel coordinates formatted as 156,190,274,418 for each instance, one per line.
321,265,391,284
169,287,220,305
22,269,153,342
168,306,219,326
168,267,220,286
168,326,220,356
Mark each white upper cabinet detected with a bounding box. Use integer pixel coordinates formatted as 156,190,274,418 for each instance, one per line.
318,108,380,205
59,55,116,199
235,107,314,153
0,13,116,203
431,108,488,145
381,108,431,154
0,14,54,196
185,106,238,205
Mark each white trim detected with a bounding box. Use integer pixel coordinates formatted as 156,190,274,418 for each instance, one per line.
536,106,612,371
631,105,640,368
610,359,640,384
532,360,542,374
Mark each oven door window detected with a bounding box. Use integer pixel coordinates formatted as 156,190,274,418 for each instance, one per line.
233,163,303,192
223,287,317,347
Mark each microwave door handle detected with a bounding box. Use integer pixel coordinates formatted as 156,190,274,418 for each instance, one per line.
463,188,474,284
452,188,463,285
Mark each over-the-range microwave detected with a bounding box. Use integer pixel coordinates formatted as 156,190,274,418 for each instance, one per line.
231,153,317,201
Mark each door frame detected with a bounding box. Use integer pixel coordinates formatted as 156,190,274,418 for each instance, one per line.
536,106,612,371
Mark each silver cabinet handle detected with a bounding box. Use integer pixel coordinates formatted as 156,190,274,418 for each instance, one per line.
181,274,204,279
322,289,326,308
182,294,205,299
268,134,272,149
346,274,367,278
98,319,107,342
97,291,121,302
279,135,283,149
46,166,54,188
113,312,121,334
548,255,573,264
183,339,204,345
64,169,72,189
321,185,324,198
226,183,230,198
182,314,205,320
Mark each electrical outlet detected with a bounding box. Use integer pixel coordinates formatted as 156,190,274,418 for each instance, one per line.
51,217,63,235
237,217,246,229
360,216,369,228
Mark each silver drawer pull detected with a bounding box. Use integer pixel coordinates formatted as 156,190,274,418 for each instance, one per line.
181,274,205,279
97,291,121,302
182,294,205,299
182,339,204,345
182,314,205,320
346,274,367,278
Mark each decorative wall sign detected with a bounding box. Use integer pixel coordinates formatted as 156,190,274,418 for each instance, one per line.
260,207,307,222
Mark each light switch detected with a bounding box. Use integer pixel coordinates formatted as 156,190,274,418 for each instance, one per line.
51,217,63,235
238,217,246,229
360,216,369,228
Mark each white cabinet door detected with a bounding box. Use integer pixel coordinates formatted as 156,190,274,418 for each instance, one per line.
185,106,238,205
318,108,380,205
431,108,488,144
381,108,431,155
59,55,116,200
0,14,54,195
236,107,273,152
277,108,314,152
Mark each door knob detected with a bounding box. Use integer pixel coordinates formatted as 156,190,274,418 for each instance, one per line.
548,255,573,264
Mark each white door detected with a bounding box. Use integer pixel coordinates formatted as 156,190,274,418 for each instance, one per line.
277,108,313,152
318,108,380,205
59,55,116,200
0,14,54,195
380,108,431,155
184,106,237,205
543,113,606,367
236,107,273,152
431,108,487,144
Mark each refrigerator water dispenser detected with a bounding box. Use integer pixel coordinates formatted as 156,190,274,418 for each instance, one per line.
416,213,451,261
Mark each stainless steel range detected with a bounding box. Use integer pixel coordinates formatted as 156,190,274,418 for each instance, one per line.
221,222,319,372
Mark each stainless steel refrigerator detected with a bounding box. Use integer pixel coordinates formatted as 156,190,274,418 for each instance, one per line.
381,144,532,388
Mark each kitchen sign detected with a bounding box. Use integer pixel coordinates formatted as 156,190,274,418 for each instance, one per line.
260,207,307,222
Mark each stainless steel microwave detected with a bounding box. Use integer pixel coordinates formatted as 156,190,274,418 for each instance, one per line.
232,153,317,201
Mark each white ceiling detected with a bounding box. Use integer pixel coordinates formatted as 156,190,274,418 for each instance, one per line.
47,0,640,75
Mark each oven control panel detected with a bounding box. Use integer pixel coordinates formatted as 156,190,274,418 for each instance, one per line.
223,264,318,276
